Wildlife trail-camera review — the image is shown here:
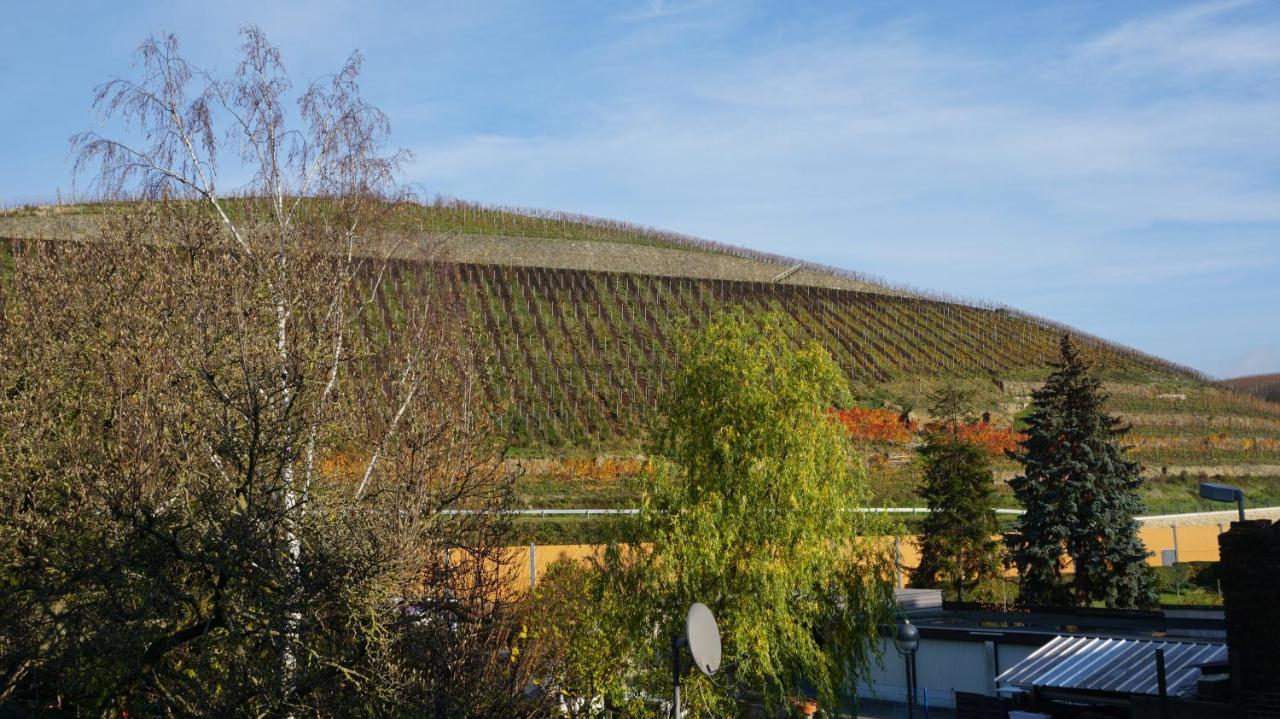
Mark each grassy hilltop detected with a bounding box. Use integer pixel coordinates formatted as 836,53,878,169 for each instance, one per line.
4,200,1279,530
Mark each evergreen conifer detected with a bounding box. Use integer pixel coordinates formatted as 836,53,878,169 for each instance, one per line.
1005,335,1157,608
910,382,1001,602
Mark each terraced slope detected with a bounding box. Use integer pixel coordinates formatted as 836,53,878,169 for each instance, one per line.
4,201,1278,521
376,261,1187,448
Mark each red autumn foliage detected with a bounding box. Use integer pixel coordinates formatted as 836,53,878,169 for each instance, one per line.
832,407,917,444
833,405,1025,456
926,420,1025,456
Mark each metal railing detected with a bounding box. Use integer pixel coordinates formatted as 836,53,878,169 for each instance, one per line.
499,506,1280,521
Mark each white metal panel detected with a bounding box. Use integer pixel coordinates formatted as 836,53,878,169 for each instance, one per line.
857,638,910,704
856,637,1000,709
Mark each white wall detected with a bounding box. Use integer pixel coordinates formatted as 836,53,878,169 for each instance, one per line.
856,636,1042,710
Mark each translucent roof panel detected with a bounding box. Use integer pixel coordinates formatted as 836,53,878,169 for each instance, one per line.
996,635,1226,698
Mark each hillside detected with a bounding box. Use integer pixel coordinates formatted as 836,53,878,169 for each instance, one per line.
1224,373,1280,403
4,201,1279,525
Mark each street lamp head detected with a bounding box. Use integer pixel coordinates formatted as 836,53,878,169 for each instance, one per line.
1199,481,1246,522
1199,482,1241,503
894,618,920,656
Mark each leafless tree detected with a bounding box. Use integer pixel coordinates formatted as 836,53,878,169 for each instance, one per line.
1,28,542,716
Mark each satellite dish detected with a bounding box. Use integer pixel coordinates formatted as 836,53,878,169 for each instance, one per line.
685,602,721,677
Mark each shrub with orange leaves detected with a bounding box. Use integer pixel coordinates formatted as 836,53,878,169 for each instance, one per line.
834,408,1023,455
916,419,1024,456
539,456,651,482
953,421,1024,456
832,406,917,444
319,452,363,480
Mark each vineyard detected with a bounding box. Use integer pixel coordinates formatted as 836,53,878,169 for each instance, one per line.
3,201,1279,517
367,260,1233,445
357,257,1280,516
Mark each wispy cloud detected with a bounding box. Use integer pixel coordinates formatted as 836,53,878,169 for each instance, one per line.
414,4,1280,229
1078,0,1280,79
1230,346,1280,377
1088,255,1269,284
615,0,729,23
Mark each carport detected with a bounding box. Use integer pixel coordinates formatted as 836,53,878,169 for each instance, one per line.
996,635,1228,716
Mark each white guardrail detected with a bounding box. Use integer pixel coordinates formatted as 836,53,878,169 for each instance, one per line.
503,507,1022,516
501,506,1280,521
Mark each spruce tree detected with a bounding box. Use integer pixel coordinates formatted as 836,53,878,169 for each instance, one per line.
910,382,1001,602
1005,335,1158,608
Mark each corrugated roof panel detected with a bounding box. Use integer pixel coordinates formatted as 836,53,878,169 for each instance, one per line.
996,635,1227,698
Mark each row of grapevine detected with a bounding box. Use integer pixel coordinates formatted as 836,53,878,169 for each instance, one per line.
355,261,1199,449
389,199,1210,385
355,259,1277,472
0,196,1215,385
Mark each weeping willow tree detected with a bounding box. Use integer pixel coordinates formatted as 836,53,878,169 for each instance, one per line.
533,312,895,718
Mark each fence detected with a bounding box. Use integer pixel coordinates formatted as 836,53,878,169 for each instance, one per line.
506,507,1279,589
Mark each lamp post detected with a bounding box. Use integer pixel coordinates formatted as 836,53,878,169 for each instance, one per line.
1199,482,1246,523
895,618,920,719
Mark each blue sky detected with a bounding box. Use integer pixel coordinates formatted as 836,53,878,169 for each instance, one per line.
2,1,1278,378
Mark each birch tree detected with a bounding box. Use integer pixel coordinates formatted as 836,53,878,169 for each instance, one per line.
0,29,539,716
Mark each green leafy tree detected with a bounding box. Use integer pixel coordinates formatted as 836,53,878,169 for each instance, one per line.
549,312,895,717
524,560,647,718
910,382,1001,601
1005,335,1157,608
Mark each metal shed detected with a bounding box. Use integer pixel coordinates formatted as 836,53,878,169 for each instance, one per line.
996,635,1226,699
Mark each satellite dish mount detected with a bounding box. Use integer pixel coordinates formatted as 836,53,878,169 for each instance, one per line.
671,602,721,719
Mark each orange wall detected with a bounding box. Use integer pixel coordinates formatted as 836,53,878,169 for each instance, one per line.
511,525,1226,589
510,543,608,589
